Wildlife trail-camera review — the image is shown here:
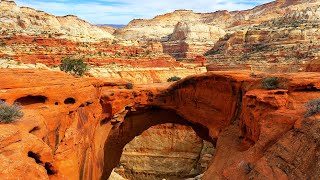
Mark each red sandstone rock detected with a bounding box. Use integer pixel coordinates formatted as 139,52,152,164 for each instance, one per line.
0,69,319,179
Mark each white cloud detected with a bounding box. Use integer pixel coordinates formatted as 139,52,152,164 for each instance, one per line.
15,0,272,24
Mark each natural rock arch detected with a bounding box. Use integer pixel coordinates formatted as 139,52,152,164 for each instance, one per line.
101,107,214,179
101,72,249,179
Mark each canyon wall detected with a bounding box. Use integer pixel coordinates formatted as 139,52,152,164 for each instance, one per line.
0,34,178,67
115,0,320,59
206,5,320,71
114,123,214,179
2,0,320,72
90,67,206,84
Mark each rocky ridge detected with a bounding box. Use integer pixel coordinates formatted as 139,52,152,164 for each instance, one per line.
205,4,320,72
0,0,114,42
113,0,320,61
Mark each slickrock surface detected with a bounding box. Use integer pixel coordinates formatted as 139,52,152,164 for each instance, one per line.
1,69,318,179
0,69,103,179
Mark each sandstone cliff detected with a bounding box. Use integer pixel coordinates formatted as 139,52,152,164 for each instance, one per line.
0,1,114,42
115,0,320,59
205,4,320,72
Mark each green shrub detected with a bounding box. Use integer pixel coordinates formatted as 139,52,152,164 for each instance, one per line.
59,58,88,77
305,98,320,117
167,76,182,82
250,72,257,78
125,83,134,89
261,77,279,90
0,101,23,123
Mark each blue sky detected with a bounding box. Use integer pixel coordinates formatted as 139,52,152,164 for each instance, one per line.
15,0,273,24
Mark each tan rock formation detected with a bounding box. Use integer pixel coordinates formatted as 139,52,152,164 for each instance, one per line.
115,123,214,179
115,0,320,58
0,1,114,42
205,5,320,72
89,67,207,84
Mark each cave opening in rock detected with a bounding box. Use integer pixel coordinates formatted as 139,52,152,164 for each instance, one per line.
64,98,76,104
102,107,216,180
15,95,48,106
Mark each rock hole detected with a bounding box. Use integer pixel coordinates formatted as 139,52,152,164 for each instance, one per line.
28,151,42,164
15,95,47,106
54,102,59,105
64,98,76,104
44,163,56,175
29,126,40,134
274,91,285,95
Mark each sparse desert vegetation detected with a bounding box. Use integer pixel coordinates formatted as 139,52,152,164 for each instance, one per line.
0,101,23,123
167,76,182,82
59,58,88,77
305,98,320,117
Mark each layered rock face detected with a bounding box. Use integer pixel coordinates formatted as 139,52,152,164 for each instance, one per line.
90,67,206,84
0,1,114,42
115,0,320,59
206,5,320,72
0,2,202,77
0,1,200,72
162,22,225,58
115,123,214,179
0,34,184,70
0,69,319,180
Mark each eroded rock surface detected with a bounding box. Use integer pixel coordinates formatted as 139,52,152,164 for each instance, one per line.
0,69,319,180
